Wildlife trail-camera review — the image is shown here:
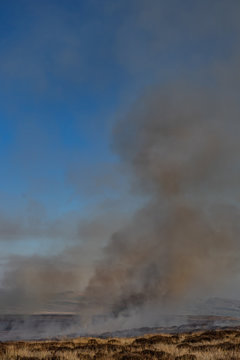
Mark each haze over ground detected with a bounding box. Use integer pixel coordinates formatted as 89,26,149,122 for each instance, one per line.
1,0,240,331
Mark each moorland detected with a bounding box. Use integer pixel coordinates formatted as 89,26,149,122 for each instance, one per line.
2,328,240,359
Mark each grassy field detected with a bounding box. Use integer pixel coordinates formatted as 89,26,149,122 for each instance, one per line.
1,328,240,359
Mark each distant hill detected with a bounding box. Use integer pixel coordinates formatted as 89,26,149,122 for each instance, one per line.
1,297,240,340
192,297,240,317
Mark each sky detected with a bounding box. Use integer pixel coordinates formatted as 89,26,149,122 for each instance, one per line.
1,0,240,325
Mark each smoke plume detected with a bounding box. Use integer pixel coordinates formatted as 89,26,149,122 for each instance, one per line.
80,81,240,327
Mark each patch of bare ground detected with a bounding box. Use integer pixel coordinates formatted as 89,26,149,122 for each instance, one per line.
1,329,240,359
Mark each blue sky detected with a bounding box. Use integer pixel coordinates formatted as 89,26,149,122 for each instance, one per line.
1,0,240,314
0,0,129,254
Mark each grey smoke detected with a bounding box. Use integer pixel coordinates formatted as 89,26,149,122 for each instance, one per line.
80,81,240,324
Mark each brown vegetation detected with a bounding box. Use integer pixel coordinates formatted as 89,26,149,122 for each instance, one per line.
1,329,240,359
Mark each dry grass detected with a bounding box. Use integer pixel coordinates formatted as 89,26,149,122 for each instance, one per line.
1,329,240,359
